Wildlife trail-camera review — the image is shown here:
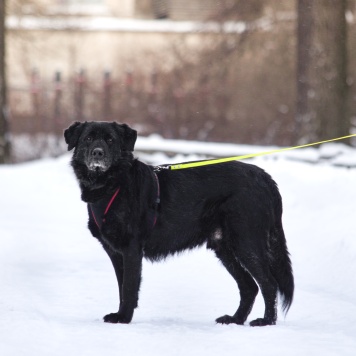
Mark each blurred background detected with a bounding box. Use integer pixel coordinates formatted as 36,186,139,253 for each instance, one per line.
0,0,356,163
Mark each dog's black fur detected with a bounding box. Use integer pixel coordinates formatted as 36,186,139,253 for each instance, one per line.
64,121,294,326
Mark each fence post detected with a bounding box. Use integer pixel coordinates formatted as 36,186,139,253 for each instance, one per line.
125,69,133,97
30,68,40,133
103,70,112,120
150,69,158,95
53,71,62,136
74,69,85,121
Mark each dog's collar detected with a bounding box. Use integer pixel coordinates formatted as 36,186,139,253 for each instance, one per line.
88,172,160,230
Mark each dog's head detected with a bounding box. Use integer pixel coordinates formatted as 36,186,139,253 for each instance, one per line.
64,121,137,174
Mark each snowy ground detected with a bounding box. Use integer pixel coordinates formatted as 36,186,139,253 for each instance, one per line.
1,140,356,356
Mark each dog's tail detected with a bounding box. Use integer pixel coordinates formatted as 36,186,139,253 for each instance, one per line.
268,188,294,315
269,224,294,314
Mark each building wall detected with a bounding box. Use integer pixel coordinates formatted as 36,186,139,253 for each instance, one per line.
8,0,223,20
7,26,204,87
106,0,135,17
6,1,224,87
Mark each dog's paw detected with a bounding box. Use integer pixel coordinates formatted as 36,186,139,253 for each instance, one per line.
103,312,132,324
249,318,276,327
215,315,244,325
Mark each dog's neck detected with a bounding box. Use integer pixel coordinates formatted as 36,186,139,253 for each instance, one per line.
71,160,132,203
80,183,113,203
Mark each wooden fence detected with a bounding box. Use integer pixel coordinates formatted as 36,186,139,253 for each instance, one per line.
8,67,226,141
8,66,297,146
9,69,153,136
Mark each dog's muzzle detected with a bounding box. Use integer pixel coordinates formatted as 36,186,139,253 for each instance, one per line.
87,146,110,172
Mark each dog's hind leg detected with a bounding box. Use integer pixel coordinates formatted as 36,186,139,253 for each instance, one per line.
211,241,259,325
236,245,279,326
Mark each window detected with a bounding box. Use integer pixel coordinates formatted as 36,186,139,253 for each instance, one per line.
55,0,107,15
153,0,169,19
59,1,103,4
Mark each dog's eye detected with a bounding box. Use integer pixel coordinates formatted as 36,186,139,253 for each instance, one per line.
86,136,93,142
107,137,113,144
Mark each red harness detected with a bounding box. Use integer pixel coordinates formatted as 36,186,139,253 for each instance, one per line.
89,172,160,230
89,187,120,229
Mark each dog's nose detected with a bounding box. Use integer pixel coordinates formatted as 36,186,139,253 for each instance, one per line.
92,148,104,158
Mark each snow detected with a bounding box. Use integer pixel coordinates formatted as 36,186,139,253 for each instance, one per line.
1,139,356,356
136,134,356,167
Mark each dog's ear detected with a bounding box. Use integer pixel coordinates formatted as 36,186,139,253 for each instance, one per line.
112,123,137,152
64,121,86,151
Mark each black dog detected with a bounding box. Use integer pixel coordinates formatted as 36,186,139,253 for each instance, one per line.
64,121,294,326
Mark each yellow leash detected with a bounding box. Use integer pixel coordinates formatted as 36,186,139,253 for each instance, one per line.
162,134,356,171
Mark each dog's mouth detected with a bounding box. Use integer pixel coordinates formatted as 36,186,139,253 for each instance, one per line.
87,159,110,172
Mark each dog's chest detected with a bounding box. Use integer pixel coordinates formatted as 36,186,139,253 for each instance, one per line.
88,188,120,230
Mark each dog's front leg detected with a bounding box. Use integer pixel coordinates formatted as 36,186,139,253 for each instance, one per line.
103,240,143,324
102,247,124,306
